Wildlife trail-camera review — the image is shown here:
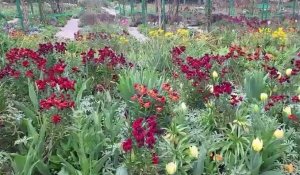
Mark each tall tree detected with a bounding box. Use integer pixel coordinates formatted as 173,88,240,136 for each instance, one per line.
20,0,29,31
169,0,180,24
37,0,45,22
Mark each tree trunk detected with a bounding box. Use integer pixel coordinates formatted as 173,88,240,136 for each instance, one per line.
205,0,212,31
38,0,45,22
170,0,180,24
158,0,162,27
20,0,29,32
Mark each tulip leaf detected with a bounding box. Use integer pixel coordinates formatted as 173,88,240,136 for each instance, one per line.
193,145,207,175
260,171,283,175
28,79,39,111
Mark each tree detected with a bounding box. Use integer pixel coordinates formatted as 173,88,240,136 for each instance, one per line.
168,0,180,24
17,0,29,32
47,0,63,13
37,0,45,22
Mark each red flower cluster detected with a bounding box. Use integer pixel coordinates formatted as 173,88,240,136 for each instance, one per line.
215,14,268,29
35,60,75,91
0,48,48,80
38,42,54,55
229,94,243,106
51,114,62,124
54,42,67,53
122,116,158,149
171,45,243,91
131,83,179,113
291,96,300,103
1,43,76,125
122,115,159,165
264,95,286,111
40,93,75,110
38,42,67,55
81,47,133,68
213,81,233,97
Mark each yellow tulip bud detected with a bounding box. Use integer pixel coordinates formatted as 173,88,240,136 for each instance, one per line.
252,138,263,152
166,162,177,175
285,68,293,76
283,106,292,115
253,104,260,113
212,71,218,78
273,129,284,139
189,145,199,158
260,93,268,101
180,102,187,111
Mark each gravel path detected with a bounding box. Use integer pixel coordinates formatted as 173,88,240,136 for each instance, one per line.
101,6,149,42
55,18,81,40
128,27,149,42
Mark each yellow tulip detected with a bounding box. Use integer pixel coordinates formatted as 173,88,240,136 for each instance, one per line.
212,71,218,78
252,138,263,152
260,93,268,101
285,68,293,76
283,106,292,116
273,129,284,139
189,145,199,158
166,162,177,175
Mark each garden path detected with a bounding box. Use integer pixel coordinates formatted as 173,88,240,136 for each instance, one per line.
7,18,19,25
55,18,81,40
101,6,149,42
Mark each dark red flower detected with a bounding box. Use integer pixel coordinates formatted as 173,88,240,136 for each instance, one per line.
25,70,34,78
162,83,171,91
22,60,30,67
152,153,159,165
36,80,47,90
51,114,62,124
54,42,67,53
291,96,300,103
122,138,132,152
288,114,298,121
71,66,80,73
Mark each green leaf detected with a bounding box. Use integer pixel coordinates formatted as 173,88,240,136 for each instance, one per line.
193,145,207,175
116,167,128,175
35,160,52,175
14,101,37,121
12,154,26,173
58,167,70,175
92,154,110,173
260,171,283,175
75,78,91,107
58,155,79,175
28,79,39,111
